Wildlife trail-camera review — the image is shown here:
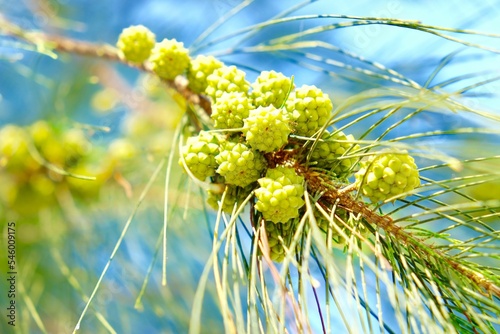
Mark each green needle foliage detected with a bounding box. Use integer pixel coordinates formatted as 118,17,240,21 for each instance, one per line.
1,2,499,333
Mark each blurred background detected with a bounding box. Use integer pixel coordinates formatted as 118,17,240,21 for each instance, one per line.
0,0,499,333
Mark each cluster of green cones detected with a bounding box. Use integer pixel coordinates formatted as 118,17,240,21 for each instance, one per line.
116,25,421,262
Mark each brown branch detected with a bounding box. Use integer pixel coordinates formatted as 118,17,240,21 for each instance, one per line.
300,165,500,299
0,14,212,115
3,11,499,303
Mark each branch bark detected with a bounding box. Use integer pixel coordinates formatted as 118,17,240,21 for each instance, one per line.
0,14,212,115
301,166,500,299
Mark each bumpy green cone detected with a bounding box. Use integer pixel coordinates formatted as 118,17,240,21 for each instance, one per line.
251,70,292,108
180,131,222,181
255,167,305,223
285,85,332,137
310,130,359,177
187,55,224,94
244,106,291,153
215,140,266,187
205,65,250,102
355,151,420,203
212,91,253,129
116,25,156,63
149,38,190,80
263,220,296,262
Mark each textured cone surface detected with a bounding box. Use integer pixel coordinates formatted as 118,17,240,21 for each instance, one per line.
215,141,266,187
207,184,253,213
212,92,253,129
285,85,332,137
255,167,305,223
180,131,222,181
310,130,359,177
116,25,156,63
264,220,295,262
251,70,292,108
205,65,250,102
244,106,291,153
149,38,190,80
187,55,224,94
355,151,420,203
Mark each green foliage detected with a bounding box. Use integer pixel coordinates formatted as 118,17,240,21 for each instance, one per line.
1,2,500,334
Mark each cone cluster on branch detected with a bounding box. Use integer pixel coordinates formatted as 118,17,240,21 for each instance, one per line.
0,24,422,262
114,25,421,261
116,24,422,261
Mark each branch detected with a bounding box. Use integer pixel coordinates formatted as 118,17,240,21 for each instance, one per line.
0,14,212,115
302,166,500,299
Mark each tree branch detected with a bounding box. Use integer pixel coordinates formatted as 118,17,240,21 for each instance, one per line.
0,14,212,115
302,166,500,299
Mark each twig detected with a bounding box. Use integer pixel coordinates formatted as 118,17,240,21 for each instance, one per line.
0,14,212,115
301,166,500,299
